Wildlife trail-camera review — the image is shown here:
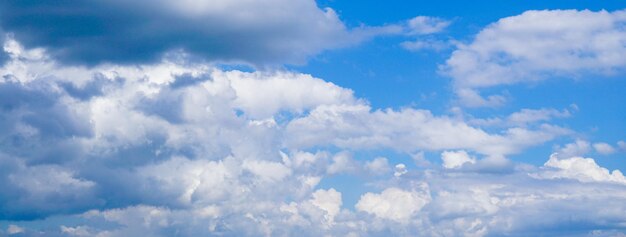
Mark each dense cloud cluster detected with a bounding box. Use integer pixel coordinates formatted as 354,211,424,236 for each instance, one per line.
0,36,625,236
0,2,625,236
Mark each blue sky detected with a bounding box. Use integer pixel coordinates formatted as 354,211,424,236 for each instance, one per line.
0,1,625,236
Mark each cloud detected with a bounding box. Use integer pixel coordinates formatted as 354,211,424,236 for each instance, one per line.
400,39,449,52
309,189,343,225
554,139,592,159
355,186,431,222
0,0,400,66
405,16,451,35
285,104,570,157
441,150,476,169
468,107,573,128
1,37,625,236
593,142,617,155
533,153,626,184
365,157,391,176
393,163,408,177
442,9,626,107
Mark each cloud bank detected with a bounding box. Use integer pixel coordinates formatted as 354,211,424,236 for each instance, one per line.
0,36,625,236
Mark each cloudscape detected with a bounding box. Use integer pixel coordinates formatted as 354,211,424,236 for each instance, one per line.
0,1,625,236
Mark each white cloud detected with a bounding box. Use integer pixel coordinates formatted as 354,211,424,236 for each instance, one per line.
554,139,591,159
285,104,570,156
443,9,626,107
406,16,451,35
365,157,391,176
469,107,573,128
394,163,408,177
220,70,358,119
2,36,626,236
309,189,342,225
355,186,431,222
441,150,476,169
535,153,626,184
60,225,94,237
327,152,358,175
242,159,292,181
593,142,617,155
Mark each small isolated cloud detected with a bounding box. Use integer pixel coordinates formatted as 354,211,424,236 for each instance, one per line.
394,163,408,177
400,16,451,52
442,9,626,107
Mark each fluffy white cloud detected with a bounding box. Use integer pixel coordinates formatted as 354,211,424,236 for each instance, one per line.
535,153,626,184
441,150,476,169
1,37,626,236
309,189,342,225
356,186,431,222
394,163,408,177
443,9,626,107
220,70,358,119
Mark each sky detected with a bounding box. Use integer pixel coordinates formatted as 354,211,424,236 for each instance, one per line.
0,1,625,236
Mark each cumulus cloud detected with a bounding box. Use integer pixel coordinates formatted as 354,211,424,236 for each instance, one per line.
1,37,625,236
441,150,476,169
0,0,400,66
356,186,431,222
6,154,626,236
534,153,626,184
443,9,626,107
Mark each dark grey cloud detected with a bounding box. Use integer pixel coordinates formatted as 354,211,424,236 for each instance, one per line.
0,0,389,66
